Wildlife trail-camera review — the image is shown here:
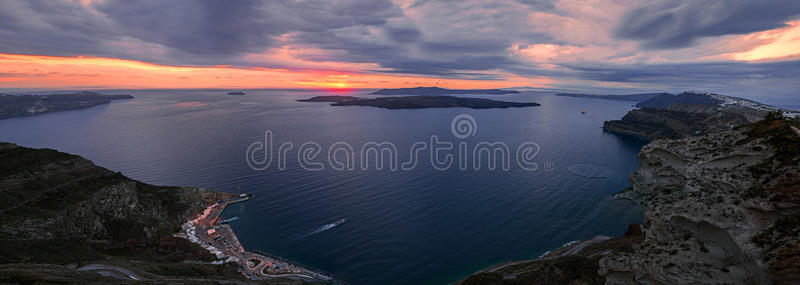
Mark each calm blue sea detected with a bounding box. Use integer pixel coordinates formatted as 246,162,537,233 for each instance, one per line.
0,89,645,284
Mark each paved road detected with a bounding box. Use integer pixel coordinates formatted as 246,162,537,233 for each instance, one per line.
77,264,147,281
541,235,611,260
482,235,612,274
192,195,335,282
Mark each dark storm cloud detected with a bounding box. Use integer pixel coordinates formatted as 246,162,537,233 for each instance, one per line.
378,55,515,77
560,60,800,103
0,0,400,64
0,0,551,77
281,0,552,77
0,0,117,57
616,0,800,49
421,39,512,54
1,0,798,91
561,60,800,108
409,0,555,11
385,26,422,42
94,0,400,60
516,0,556,11
565,60,800,83
291,28,517,78
94,0,272,55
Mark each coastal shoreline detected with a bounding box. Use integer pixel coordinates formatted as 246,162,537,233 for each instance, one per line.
180,193,337,283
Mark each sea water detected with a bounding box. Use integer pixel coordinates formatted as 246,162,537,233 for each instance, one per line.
0,89,646,284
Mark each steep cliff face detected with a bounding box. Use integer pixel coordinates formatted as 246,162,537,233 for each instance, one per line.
459,119,799,285
601,120,800,284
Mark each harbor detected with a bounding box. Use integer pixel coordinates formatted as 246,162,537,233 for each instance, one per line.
180,193,336,282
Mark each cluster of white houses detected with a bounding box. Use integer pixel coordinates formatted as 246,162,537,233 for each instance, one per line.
180,203,239,263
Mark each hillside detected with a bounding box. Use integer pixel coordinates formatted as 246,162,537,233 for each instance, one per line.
603,91,782,141
0,143,300,284
0,91,134,119
602,108,752,141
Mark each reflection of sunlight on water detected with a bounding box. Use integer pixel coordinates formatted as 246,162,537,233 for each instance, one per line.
177,101,207,108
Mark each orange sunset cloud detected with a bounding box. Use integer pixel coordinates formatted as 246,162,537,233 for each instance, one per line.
0,53,544,90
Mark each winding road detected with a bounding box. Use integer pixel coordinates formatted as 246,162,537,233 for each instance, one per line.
77,264,147,281
481,235,612,274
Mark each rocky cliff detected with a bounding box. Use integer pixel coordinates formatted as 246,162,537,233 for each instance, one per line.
460,118,800,284
602,119,800,284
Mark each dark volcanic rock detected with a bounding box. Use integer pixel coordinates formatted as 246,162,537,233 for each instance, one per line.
370,87,520,95
330,95,540,109
296,95,363,102
0,91,134,119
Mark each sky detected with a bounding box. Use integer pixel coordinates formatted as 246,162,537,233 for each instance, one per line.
0,0,799,104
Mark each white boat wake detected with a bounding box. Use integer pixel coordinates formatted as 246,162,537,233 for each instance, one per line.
297,218,346,239
220,216,239,223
